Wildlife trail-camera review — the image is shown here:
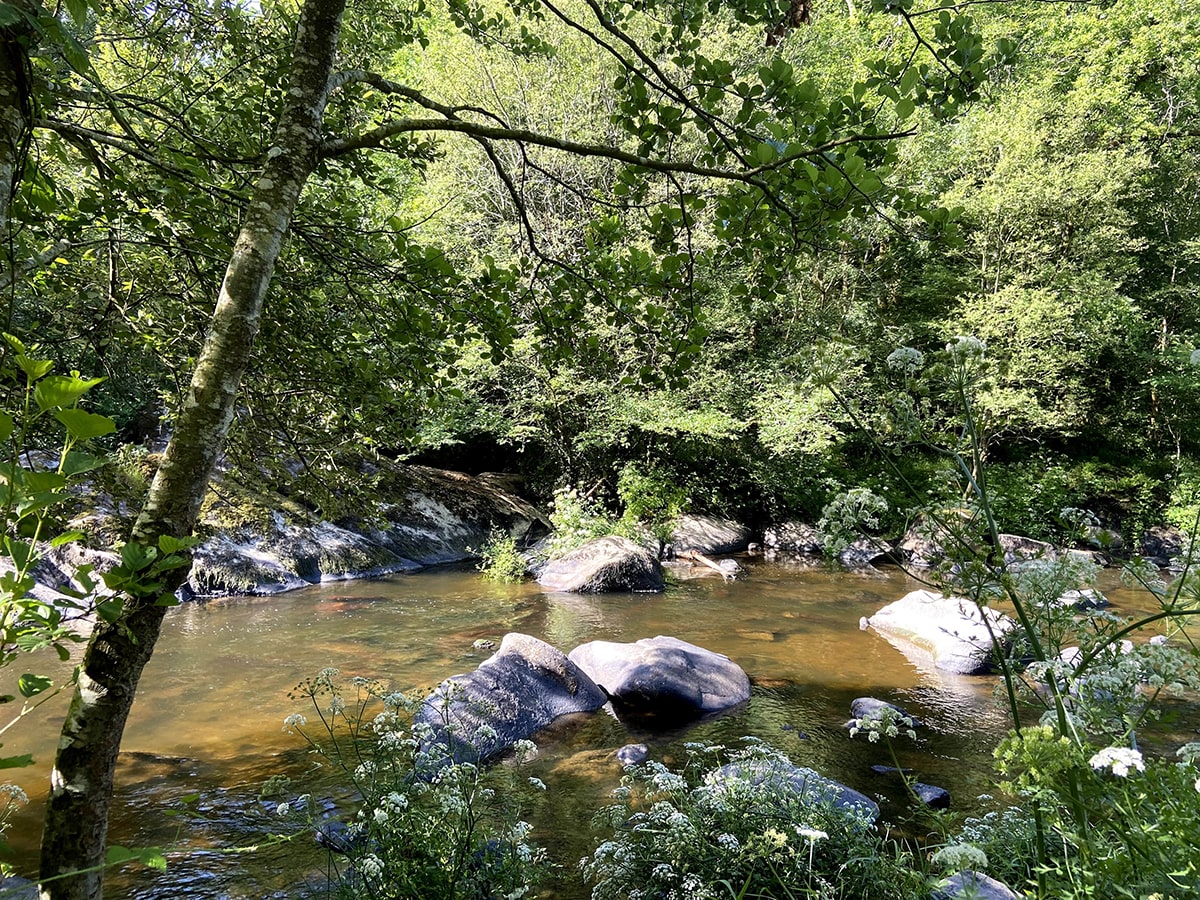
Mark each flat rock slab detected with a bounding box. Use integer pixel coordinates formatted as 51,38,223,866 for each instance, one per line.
670,514,753,554
415,633,607,765
568,635,750,719
864,590,1016,675
709,757,878,821
538,536,665,593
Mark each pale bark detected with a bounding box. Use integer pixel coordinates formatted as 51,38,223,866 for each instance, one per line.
38,0,348,896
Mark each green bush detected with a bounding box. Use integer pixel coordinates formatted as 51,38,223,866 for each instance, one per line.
475,528,528,583
582,740,923,900
281,670,547,900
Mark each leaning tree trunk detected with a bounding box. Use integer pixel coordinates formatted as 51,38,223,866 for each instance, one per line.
38,0,347,896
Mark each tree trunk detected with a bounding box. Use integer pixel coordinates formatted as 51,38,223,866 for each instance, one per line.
38,0,347,896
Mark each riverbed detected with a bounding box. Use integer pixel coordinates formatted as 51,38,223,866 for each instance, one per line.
2,557,1156,897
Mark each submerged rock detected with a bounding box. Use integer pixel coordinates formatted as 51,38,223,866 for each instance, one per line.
568,635,750,720
415,633,607,765
537,536,665,593
864,590,1017,675
615,743,650,767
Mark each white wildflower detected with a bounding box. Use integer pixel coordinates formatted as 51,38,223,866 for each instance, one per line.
796,827,828,841
358,853,384,880
1089,746,1145,778
886,346,925,374
931,843,988,873
528,777,547,791
275,801,290,816
282,713,307,731
717,832,740,851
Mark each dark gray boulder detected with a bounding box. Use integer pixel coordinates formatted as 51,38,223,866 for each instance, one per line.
568,635,750,719
914,782,951,809
415,633,607,765
864,590,1017,675
932,871,1021,900
670,514,753,554
708,757,878,821
537,536,665,593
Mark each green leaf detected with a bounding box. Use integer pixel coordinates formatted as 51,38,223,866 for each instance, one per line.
16,354,53,382
65,0,88,25
0,754,34,769
18,673,52,698
120,541,156,572
105,846,168,871
0,412,12,443
36,375,105,411
896,98,916,120
96,598,124,624
55,409,116,441
157,535,198,556
49,530,85,548
4,538,36,571
61,450,107,475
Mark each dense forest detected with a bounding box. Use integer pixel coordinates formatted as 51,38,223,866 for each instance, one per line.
3,0,1200,897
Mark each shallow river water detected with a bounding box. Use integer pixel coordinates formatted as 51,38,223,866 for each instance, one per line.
1,557,1154,897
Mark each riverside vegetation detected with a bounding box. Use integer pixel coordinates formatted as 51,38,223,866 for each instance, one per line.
2,0,1200,896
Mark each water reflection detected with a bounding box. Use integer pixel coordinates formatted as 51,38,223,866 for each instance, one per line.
0,560,1155,896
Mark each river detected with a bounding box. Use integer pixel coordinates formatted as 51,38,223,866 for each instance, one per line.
1,557,1153,897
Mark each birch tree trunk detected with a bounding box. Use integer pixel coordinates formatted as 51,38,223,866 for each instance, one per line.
38,0,347,895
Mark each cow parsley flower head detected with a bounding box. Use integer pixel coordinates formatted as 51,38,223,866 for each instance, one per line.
886,346,925,374
796,827,828,842
946,335,986,364
931,843,988,873
1089,746,1145,778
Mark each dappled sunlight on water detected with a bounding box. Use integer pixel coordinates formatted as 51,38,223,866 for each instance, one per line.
1,558,1177,897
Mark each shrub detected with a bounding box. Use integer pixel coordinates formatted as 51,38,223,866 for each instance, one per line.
280,670,548,900
582,740,922,900
475,528,528,583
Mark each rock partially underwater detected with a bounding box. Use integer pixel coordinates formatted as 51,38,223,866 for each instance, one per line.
568,635,751,721
863,590,1017,675
536,536,665,594
415,633,607,765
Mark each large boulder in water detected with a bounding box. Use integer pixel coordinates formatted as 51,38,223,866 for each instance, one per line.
932,871,1022,900
415,633,607,765
537,536,665,593
863,590,1017,675
670,514,753,555
567,635,750,720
